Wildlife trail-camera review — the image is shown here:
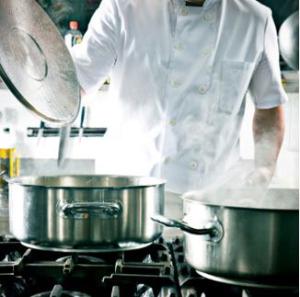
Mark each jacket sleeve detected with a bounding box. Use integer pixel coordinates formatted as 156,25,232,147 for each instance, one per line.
248,13,288,109
70,0,120,93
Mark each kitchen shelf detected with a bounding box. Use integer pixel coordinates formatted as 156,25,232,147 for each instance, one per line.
27,127,107,138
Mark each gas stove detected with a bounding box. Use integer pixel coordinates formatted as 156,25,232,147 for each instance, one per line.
0,236,298,297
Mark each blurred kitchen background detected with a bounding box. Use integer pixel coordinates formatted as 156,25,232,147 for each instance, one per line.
0,0,298,187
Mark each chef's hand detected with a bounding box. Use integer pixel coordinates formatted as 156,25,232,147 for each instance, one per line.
244,166,274,188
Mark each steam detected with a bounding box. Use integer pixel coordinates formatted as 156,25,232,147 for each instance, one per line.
184,187,299,210
182,128,298,211
171,96,294,210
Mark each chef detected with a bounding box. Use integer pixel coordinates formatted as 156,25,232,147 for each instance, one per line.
71,0,287,195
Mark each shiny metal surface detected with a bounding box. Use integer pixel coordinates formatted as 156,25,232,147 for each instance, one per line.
279,11,299,70
21,241,153,253
182,196,299,285
197,271,299,290
151,214,223,240
0,189,9,235
9,175,164,252
0,0,80,124
9,175,165,188
61,201,122,219
58,125,71,167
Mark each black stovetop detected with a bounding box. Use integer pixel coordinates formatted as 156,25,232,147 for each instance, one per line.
0,236,298,297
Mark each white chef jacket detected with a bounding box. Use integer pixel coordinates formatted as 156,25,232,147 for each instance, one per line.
71,0,287,193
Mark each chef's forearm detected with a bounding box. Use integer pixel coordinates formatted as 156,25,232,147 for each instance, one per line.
253,106,285,173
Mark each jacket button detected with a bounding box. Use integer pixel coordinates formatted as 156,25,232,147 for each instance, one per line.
204,12,215,22
190,160,199,169
180,8,189,16
198,84,209,94
170,79,182,88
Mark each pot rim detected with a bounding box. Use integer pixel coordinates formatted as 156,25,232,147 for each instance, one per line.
182,188,299,211
8,174,166,189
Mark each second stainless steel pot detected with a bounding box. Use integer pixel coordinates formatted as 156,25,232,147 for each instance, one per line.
9,175,165,252
152,188,299,288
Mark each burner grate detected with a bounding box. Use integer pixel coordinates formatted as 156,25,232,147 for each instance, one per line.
0,238,179,297
0,237,298,297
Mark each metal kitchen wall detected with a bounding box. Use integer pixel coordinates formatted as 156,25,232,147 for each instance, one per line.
69,0,101,33
36,0,101,35
259,0,298,29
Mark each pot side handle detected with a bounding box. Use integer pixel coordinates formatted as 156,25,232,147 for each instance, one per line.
61,201,122,219
151,214,223,241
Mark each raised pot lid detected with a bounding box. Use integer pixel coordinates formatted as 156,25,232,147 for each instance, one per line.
0,0,80,125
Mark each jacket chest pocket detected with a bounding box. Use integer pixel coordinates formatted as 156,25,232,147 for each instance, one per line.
218,60,255,115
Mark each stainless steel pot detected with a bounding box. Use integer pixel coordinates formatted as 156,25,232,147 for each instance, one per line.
152,188,299,288
0,189,9,235
279,11,299,70
9,175,165,252
0,170,9,236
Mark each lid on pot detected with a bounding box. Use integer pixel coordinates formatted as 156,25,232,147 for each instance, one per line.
0,0,80,125
183,188,299,211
